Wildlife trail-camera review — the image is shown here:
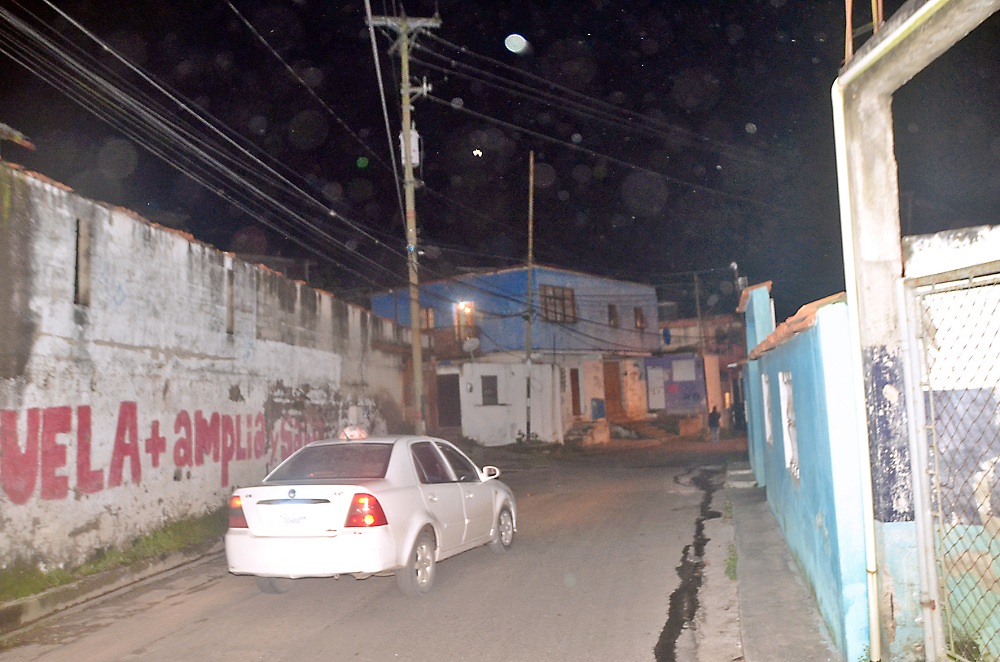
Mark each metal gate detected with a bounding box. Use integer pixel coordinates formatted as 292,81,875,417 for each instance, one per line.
910,264,1000,661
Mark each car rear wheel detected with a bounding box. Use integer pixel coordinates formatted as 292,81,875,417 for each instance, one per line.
489,507,514,554
396,530,436,596
254,576,294,594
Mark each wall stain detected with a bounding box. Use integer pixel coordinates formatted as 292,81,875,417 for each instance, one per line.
864,345,914,523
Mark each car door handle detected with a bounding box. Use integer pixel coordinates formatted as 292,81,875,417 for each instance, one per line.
465,493,475,499
427,494,438,502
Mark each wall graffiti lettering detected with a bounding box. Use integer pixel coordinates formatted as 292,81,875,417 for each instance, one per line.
0,401,327,504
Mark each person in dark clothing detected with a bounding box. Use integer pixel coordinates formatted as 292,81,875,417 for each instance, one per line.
708,406,721,444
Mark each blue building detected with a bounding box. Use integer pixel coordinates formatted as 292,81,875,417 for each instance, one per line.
370,266,660,445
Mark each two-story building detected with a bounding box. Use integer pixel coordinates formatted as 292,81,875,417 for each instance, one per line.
370,265,661,446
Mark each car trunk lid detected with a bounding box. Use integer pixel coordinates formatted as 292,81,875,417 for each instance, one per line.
236,484,361,537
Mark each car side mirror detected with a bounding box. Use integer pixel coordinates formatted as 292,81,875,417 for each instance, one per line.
481,465,501,481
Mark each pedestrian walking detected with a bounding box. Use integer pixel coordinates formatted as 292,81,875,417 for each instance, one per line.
708,406,721,444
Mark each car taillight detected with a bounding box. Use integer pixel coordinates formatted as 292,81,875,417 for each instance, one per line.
344,493,387,527
229,494,248,528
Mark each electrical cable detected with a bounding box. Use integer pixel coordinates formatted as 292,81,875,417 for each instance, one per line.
359,0,407,228
1,2,411,289
422,93,795,214
421,32,790,170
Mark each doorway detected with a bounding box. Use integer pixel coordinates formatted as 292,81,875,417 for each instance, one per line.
436,374,461,428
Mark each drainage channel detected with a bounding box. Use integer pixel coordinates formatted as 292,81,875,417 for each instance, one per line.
653,465,723,662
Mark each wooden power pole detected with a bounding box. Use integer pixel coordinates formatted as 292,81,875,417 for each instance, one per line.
368,13,440,435
524,151,535,443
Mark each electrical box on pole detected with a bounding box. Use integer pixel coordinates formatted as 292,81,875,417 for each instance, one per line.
398,125,420,167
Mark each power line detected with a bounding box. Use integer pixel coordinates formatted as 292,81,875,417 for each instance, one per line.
420,32,790,171
0,2,410,290
422,93,795,214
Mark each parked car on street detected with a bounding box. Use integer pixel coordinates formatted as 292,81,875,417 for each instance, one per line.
225,435,516,596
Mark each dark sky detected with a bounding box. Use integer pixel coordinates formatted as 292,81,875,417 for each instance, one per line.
0,0,996,320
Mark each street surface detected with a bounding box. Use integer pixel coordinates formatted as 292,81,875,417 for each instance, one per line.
0,443,739,662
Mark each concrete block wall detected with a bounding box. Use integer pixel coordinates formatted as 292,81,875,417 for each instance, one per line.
0,164,408,568
742,291,870,662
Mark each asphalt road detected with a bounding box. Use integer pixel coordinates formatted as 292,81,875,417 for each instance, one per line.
0,447,727,662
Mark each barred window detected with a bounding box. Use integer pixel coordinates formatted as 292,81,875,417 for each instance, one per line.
539,285,576,323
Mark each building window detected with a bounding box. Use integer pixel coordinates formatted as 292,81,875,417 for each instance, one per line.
74,218,91,306
634,307,646,330
608,304,619,328
762,373,773,446
779,370,799,479
454,301,475,338
481,375,499,406
419,307,435,330
539,285,576,323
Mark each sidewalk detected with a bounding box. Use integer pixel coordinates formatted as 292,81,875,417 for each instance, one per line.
727,484,845,662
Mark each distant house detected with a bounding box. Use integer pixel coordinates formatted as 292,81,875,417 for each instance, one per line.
371,265,660,446
648,313,747,431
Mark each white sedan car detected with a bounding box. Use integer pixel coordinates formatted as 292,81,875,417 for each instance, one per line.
225,435,516,596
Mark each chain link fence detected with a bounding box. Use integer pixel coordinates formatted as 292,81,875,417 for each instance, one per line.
913,268,1000,661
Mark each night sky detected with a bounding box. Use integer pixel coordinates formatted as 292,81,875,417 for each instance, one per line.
0,0,997,320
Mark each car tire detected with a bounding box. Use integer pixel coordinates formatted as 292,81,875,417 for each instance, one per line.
255,576,294,594
489,506,514,554
396,529,436,597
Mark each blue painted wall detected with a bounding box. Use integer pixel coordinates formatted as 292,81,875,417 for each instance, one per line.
370,266,660,354
644,354,706,415
744,300,869,662
741,286,774,487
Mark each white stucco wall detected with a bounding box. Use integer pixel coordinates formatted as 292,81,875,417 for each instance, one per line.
903,225,1000,279
581,360,606,419
457,362,561,446
0,165,408,568
621,359,649,419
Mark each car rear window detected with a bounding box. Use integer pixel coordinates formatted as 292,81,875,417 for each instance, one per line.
266,443,392,481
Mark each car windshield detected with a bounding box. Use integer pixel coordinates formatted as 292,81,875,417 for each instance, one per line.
266,443,392,481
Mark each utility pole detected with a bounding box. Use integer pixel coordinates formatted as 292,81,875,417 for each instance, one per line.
524,151,535,443
694,272,704,355
369,13,440,435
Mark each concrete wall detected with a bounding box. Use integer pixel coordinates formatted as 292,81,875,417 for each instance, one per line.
450,361,560,446
0,164,409,568
582,359,606,419
619,358,648,419
832,2,1000,657
739,283,775,487
746,296,870,662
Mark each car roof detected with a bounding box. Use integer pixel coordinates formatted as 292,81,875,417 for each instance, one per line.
302,435,439,449
292,435,468,485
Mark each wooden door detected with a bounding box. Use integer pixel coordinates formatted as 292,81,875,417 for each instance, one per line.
603,361,624,418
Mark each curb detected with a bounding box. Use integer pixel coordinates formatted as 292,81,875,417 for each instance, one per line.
0,540,224,640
